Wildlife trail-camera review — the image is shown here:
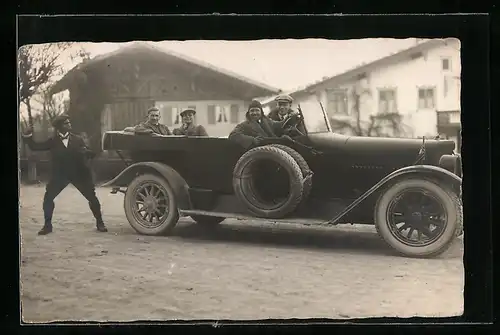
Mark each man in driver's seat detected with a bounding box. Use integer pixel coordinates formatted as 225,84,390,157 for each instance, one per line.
229,100,299,149
267,94,306,136
267,94,294,121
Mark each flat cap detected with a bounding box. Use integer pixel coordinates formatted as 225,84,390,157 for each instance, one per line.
51,114,70,129
180,109,196,117
275,94,293,103
147,106,160,114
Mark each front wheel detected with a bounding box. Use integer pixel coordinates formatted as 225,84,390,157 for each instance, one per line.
124,174,180,235
374,178,462,258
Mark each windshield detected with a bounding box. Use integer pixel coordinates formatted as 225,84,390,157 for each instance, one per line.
297,99,332,133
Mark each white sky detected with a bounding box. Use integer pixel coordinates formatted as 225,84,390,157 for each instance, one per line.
21,38,421,117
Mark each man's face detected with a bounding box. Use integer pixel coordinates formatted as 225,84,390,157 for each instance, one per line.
248,107,262,121
277,101,291,115
148,110,161,125
60,119,72,133
182,112,194,125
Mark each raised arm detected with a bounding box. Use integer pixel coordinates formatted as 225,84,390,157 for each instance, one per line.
21,132,53,151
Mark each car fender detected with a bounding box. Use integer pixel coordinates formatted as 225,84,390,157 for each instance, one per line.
101,162,192,210
328,164,462,225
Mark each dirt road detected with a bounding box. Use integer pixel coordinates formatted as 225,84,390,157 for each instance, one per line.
19,184,464,322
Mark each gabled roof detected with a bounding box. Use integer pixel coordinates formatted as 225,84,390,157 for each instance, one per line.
258,38,458,106
51,41,281,96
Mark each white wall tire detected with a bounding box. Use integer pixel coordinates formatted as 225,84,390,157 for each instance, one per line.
375,178,463,258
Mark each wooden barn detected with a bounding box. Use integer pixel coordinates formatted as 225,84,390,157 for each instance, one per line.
45,42,280,181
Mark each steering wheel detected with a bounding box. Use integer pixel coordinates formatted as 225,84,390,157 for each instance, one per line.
282,110,305,137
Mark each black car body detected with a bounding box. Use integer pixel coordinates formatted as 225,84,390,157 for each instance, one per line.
102,102,462,258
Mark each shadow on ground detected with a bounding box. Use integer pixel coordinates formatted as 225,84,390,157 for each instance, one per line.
121,221,401,257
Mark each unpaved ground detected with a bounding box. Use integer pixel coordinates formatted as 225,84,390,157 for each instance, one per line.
19,184,464,322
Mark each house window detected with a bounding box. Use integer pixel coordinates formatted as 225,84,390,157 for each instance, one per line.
207,104,240,125
157,104,196,127
216,106,229,124
172,106,182,125
418,87,436,109
326,89,348,115
441,57,451,71
378,89,397,114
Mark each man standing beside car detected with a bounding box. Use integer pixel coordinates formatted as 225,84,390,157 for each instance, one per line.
134,107,172,135
172,109,208,136
21,114,108,235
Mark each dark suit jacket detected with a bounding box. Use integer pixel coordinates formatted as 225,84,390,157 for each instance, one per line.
22,133,95,181
228,116,285,149
172,124,208,136
134,121,172,135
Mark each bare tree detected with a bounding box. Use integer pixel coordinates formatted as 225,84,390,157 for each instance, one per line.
330,84,410,137
18,43,90,184
18,43,90,129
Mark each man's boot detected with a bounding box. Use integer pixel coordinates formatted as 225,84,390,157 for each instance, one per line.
38,221,53,235
96,220,108,232
89,200,107,232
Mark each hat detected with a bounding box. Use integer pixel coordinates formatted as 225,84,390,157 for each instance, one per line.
180,109,196,117
51,114,70,129
275,94,293,103
147,106,160,114
248,100,263,111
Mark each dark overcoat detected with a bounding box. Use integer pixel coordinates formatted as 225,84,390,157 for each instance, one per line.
228,115,285,149
22,133,95,181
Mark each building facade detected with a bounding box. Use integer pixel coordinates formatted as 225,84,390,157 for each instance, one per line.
51,42,280,152
261,38,462,151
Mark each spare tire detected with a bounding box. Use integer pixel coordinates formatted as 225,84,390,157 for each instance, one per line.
269,144,313,202
233,145,305,219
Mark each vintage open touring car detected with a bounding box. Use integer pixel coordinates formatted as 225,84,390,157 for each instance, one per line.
101,101,462,258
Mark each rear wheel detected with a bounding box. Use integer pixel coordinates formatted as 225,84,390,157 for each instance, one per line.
124,174,179,235
374,177,462,258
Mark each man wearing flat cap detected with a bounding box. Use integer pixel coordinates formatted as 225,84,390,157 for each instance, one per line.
21,114,107,235
267,94,306,136
268,94,294,122
173,109,208,136
133,107,172,135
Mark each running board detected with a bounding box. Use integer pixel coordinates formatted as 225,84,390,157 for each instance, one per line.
179,209,341,226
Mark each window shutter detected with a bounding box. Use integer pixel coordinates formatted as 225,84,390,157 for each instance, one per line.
207,105,216,124
163,106,173,126
230,104,239,123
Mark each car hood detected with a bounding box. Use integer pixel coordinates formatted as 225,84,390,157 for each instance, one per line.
307,132,456,156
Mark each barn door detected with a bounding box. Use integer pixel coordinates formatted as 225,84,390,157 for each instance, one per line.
108,99,155,131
